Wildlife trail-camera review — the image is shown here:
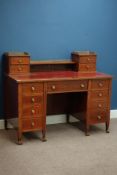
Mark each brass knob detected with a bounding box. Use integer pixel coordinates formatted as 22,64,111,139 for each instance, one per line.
80,84,85,88
31,109,35,114
18,59,23,63
98,93,103,97
97,115,101,120
51,85,56,90
31,98,35,103
87,58,90,61
98,83,103,87
98,104,102,108
31,86,35,91
18,67,22,71
31,122,35,126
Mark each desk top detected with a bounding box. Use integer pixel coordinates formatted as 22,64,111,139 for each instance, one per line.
9,71,112,83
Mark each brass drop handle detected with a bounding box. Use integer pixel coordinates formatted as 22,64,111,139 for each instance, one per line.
31,109,35,114
31,122,35,126
51,85,56,90
31,86,35,91
31,98,35,102
18,67,22,71
98,83,103,87
97,115,101,120
18,59,23,63
98,93,103,97
80,84,85,88
98,104,102,108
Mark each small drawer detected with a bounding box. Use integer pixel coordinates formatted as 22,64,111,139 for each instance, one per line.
10,57,30,64
22,105,43,117
90,90,109,100
47,80,88,93
79,56,96,63
22,83,43,94
22,118,42,131
88,110,109,123
78,63,96,72
10,65,30,73
88,100,109,109
90,79,109,89
22,95,43,105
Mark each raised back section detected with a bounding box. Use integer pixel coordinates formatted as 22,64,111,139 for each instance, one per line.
30,60,76,72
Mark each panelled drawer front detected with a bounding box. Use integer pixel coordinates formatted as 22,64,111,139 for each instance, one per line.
79,56,96,63
79,63,96,72
22,118,42,131
90,79,109,89
22,83,43,94
10,65,30,73
22,95,43,105
10,57,30,64
90,90,109,99
88,100,109,109
22,105,43,117
47,80,88,93
88,110,109,123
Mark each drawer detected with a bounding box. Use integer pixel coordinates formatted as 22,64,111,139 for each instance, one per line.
10,65,30,73
88,100,109,109
88,110,109,123
22,83,43,94
47,80,88,93
22,105,43,117
79,63,96,72
90,79,109,89
79,56,96,63
90,90,109,100
22,118,43,131
10,57,30,64
22,95,43,105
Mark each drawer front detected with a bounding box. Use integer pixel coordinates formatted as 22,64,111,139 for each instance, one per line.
88,110,109,123
90,90,109,100
79,56,96,63
22,105,43,117
90,79,109,89
88,100,109,109
22,95,43,105
22,118,42,131
10,57,30,64
22,83,43,94
79,63,96,72
10,65,30,73
47,80,88,93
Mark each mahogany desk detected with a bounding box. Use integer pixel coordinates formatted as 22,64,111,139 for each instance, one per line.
3,52,112,144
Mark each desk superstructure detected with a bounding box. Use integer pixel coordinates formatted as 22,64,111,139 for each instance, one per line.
3,51,112,144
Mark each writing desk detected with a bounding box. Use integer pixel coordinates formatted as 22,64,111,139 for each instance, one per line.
3,52,112,144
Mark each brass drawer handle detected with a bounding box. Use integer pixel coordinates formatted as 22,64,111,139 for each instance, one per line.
18,59,23,63
86,65,89,69
98,93,103,97
98,104,102,108
97,115,101,120
31,109,35,114
80,84,85,88
31,122,35,126
31,98,35,102
18,67,22,71
98,83,103,87
87,58,90,61
51,85,56,90
31,86,35,91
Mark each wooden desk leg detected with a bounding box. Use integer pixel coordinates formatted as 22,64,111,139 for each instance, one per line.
4,119,8,130
17,130,23,145
105,121,110,133
66,114,70,123
41,130,47,142
85,124,90,136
